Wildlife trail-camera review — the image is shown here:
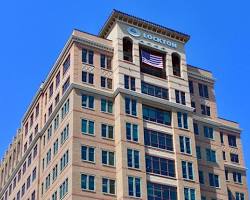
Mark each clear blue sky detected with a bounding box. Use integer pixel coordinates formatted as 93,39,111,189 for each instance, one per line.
0,0,249,192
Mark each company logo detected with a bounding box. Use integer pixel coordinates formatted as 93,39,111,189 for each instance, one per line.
127,27,141,37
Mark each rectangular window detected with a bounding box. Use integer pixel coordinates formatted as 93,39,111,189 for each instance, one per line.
46,149,52,166
81,146,95,162
59,178,68,199
62,77,70,94
82,71,94,84
60,150,69,171
56,71,60,88
233,172,242,183
191,101,196,112
144,128,173,151
102,150,115,166
54,114,59,131
128,176,141,198
230,153,239,163
49,83,54,98
182,161,194,180
125,97,137,116
102,178,115,195
206,149,216,163
175,90,186,105
179,136,191,154
201,104,211,116
189,80,194,94
177,112,188,129
48,105,53,116
82,49,93,65
101,124,114,139
228,135,237,147
100,54,112,70
127,149,140,169
193,123,199,135
141,81,168,100
52,191,57,200
142,105,171,125
53,139,59,155
60,124,69,145
223,151,226,160
82,94,94,109
199,171,204,184
32,167,36,181
146,155,175,177
204,126,214,139
209,173,220,188
196,146,201,159
184,188,196,200
220,132,224,144
81,119,95,135
81,174,95,191
199,83,209,98
235,192,245,200
101,99,113,113
225,170,229,181
124,75,136,91
147,182,177,200
52,165,58,181
126,123,138,142
63,55,70,75
101,76,112,89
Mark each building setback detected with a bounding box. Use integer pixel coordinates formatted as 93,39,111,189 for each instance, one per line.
0,9,248,200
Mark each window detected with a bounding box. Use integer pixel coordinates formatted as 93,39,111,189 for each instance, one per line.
82,49,93,65
141,81,168,100
23,161,26,174
52,165,58,181
230,153,239,163
193,123,199,135
225,170,229,180
47,125,52,141
48,105,53,116
228,135,237,147
82,71,94,84
49,83,53,98
62,77,70,94
184,188,195,200
81,119,95,135
56,71,60,88
204,126,214,139
45,174,51,190
126,123,138,142
191,101,196,112
81,174,95,191
233,172,242,183
63,55,70,75
198,83,209,98
235,192,245,200
177,112,188,129
81,94,94,109
147,182,177,200
201,104,211,116
180,136,191,154
209,173,220,187
100,54,111,70
189,80,194,94
102,178,115,195
124,75,135,91
81,146,95,162
223,151,226,160
101,99,113,113
61,124,69,145
142,105,171,125
144,129,173,151
33,145,37,158
199,171,204,184
125,97,137,116
52,191,57,200
175,90,186,105
128,176,141,197
102,150,115,166
54,114,59,131
59,178,68,199
46,149,52,166
55,93,60,106
28,154,32,166
127,149,140,169
60,150,69,171
206,149,216,163
101,124,114,139
123,37,133,62
146,155,175,177
101,76,112,89
220,132,224,144
53,139,59,155
172,53,181,77
32,167,37,181
182,161,194,180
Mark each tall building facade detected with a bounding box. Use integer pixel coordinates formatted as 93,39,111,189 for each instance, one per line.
0,10,248,200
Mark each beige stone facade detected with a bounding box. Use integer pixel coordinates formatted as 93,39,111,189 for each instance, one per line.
0,10,248,200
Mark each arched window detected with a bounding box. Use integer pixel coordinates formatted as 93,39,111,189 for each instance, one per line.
172,53,181,77
123,37,133,62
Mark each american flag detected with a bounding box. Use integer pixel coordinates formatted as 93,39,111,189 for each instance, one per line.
141,50,163,69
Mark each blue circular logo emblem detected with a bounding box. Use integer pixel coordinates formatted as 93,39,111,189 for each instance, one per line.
127,27,141,37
